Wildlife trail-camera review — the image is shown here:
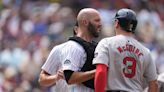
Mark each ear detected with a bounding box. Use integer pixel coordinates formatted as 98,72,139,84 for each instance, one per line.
73,26,78,34
115,19,119,28
82,19,88,26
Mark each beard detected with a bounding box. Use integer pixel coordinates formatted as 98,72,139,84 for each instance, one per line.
87,22,100,38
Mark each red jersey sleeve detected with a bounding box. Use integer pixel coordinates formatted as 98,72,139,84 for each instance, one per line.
95,64,107,92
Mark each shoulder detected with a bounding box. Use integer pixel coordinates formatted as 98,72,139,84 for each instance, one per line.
47,44,64,58
142,46,151,57
130,39,151,58
134,40,150,54
52,41,84,50
99,37,110,43
62,40,85,54
50,43,64,53
98,36,117,46
99,36,123,42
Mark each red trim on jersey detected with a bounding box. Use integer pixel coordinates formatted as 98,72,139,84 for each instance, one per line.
95,64,107,92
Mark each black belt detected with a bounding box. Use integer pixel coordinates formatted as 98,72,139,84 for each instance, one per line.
106,90,127,92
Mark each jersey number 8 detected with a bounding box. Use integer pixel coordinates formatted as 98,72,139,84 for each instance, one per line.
123,57,136,78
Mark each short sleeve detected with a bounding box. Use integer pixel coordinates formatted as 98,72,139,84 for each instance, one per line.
93,38,109,66
41,47,60,75
144,52,158,81
62,42,85,71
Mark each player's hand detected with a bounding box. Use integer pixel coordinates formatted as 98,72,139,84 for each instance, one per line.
56,70,64,80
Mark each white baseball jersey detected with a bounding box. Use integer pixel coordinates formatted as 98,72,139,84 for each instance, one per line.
62,40,94,92
93,35,157,92
42,43,69,92
42,40,94,92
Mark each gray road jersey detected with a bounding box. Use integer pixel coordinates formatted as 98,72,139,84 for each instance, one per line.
93,35,157,92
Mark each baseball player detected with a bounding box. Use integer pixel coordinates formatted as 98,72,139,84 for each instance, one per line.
62,8,102,92
93,8,158,92
38,23,79,92
39,8,102,92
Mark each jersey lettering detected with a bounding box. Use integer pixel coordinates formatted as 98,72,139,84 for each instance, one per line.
117,44,143,58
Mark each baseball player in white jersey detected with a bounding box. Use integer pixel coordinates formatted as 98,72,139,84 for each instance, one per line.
40,44,69,92
62,8,102,92
93,8,158,92
39,8,102,92
38,23,80,92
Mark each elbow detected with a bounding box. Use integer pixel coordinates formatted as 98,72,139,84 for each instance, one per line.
38,76,50,87
38,77,45,86
38,70,55,87
38,78,43,86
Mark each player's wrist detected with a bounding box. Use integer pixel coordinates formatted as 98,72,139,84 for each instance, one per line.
50,75,59,84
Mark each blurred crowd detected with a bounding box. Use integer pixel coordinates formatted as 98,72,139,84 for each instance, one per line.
0,0,164,92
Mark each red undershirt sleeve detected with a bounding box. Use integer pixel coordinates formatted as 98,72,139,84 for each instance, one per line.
95,64,107,92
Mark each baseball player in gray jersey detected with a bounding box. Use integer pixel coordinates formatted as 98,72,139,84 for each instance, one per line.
93,8,158,92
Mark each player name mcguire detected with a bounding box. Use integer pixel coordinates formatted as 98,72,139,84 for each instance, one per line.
117,43,143,58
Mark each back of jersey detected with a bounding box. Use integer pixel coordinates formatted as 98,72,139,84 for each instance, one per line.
104,35,157,92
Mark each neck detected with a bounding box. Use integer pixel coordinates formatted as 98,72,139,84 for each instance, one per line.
76,28,93,42
116,29,133,37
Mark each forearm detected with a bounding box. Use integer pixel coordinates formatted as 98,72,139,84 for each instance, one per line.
95,64,107,92
68,69,95,84
38,71,57,86
148,80,158,92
